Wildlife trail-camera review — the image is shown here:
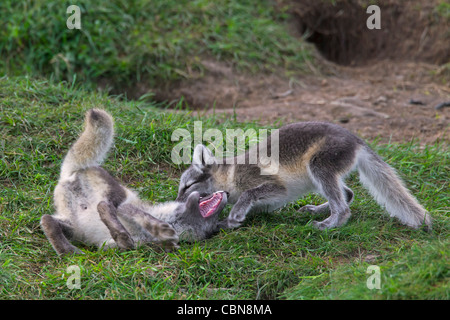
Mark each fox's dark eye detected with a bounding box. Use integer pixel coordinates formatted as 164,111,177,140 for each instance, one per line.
184,182,195,191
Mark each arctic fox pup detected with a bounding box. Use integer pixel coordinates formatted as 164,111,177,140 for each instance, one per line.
177,122,431,231
41,109,227,255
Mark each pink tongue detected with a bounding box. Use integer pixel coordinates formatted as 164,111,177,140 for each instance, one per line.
199,193,222,218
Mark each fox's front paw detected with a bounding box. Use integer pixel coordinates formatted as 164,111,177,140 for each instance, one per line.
215,220,228,231
216,219,241,231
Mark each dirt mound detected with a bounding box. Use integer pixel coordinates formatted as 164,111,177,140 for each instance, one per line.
287,0,450,66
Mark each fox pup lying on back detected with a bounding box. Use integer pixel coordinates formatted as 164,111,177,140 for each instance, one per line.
41,109,227,255
176,122,431,231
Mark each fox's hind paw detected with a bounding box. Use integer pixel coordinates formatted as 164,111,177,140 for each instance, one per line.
157,223,179,252
162,240,180,253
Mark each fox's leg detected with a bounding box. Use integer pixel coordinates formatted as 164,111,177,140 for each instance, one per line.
116,203,179,252
219,183,287,230
40,215,83,255
299,185,354,214
97,201,135,250
308,175,352,230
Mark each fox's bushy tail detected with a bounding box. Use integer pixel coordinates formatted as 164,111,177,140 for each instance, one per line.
356,146,431,229
60,109,114,177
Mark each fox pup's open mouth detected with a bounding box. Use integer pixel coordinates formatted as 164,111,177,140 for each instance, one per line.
199,191,225,218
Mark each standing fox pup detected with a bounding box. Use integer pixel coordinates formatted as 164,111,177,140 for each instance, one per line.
177,122,431,231
41,109,227,255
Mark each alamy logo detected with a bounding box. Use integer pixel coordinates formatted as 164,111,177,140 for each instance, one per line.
366,265,381,290
66,265,81,289
366,5,381,29
67,5,81,30
171,121,280,174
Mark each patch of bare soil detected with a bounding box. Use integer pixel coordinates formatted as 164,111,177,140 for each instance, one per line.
174,59,450,144
155,0,449,144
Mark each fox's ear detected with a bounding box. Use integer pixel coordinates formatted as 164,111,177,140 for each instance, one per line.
192,144,216,168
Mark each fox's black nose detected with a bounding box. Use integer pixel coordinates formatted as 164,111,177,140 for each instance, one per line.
225,191,230,197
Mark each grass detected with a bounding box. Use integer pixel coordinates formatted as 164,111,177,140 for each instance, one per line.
1,76,449,299
0,0,311,95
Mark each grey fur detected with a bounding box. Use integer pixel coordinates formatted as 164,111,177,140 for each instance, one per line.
41,109,227,255
177,122,431,231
